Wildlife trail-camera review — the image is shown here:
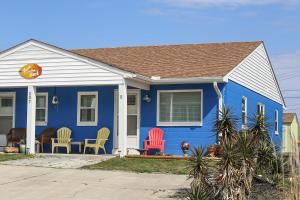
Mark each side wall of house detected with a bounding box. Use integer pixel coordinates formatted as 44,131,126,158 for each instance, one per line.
224,80,283,149
140,83,222,155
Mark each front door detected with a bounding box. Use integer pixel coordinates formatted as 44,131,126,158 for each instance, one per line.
114,90,140,150
0,93,15,149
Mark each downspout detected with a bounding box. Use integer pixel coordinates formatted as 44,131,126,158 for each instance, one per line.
213,82,223,120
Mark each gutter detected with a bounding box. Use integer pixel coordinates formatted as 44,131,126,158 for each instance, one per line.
213,81,223,119
133,74,227,84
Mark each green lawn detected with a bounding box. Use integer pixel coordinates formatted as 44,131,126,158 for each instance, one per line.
82,157,220,175
0,154,32,162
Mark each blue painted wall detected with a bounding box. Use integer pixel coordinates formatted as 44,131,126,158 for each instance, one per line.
36,86,116,153
223,80,283,149
0,86,116,153
0,80,283,155
140,84,221,155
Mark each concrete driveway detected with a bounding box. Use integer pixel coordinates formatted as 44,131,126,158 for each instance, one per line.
0,165,189,200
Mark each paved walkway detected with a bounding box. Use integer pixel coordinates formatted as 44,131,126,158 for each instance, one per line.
0,165,188,200
0,154,114,169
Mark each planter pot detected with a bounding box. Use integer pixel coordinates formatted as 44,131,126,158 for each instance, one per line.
19,144,26,154
207,146,217,157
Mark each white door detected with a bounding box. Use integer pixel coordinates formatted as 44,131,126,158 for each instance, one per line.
0,93,15,149
114,90,140,150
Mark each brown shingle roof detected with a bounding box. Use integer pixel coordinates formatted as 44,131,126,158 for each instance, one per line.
71,41,262,78
283,113,297,124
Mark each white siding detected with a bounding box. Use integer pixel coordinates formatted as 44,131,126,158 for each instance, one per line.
227,44,284,105
0,43,123,87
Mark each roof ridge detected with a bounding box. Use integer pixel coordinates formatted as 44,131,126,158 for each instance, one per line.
70,41,263,51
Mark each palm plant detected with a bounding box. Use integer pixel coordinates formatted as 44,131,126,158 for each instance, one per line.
249,113,271,145
186,181,214,200
188,147,209,185
214,107,238,144
236,130,256,195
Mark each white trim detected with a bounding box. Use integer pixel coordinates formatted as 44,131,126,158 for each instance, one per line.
147,77,226,84
0,92,16,129
36,92,48,126
242,96,247,129
275,109,279,135
113,89,141,151
77,91,98,126
118,82,128,157
26,86,36,154
0,39,134,78
126,79,150,90
156,89,203,127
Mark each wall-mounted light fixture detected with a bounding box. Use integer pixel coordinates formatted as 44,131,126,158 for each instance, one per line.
143,94,151,103
52,87,59,106
52,96,59,105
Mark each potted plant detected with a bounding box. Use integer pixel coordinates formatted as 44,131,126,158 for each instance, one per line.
19,139,26,154
207,144,218,157
180,141,190,156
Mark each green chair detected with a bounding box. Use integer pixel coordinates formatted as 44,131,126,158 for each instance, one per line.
84,127,110,155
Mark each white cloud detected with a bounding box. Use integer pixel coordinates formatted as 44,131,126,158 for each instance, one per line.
156,0,300,7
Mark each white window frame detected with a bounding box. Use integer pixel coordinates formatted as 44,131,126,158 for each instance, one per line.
257,103,265,116
275,109,279,135
156,89,203,126
77,91,98,126
36,92,48,126
242,96,247,129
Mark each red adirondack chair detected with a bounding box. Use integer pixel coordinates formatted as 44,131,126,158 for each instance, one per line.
144,128,165,155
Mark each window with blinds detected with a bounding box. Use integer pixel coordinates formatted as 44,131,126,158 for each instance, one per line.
157,90,203,126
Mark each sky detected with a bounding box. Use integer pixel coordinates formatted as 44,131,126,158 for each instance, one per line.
0,0,300,116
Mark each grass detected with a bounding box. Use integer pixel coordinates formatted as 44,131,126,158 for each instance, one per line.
82,157,220,175
0,153,32,162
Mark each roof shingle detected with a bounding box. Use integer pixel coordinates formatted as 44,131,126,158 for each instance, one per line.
71,41,262,78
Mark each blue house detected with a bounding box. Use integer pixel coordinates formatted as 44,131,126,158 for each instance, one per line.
0,40,285,156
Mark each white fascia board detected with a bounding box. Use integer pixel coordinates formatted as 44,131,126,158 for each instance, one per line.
126,78,150,90
148,77,226,84
261,42,286,108
0,39,135,78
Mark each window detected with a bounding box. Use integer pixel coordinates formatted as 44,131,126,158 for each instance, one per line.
257,103,265,116
275,109,279,135
77,92,98,126
36,93,48,126
157,90,203,126
1,98,13,107
242,97,247,128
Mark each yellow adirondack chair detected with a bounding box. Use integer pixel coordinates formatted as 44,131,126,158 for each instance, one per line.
84,127,110,155
51,127,72,154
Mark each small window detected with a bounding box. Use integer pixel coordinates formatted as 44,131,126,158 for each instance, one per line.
157,90,203,126
36,93,48,126
1,98,13,107
77,92,98,126
275,110,279,135
257,103,265,116
242,97,247,128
